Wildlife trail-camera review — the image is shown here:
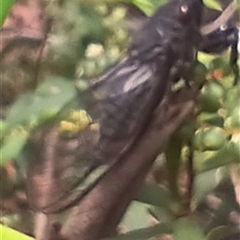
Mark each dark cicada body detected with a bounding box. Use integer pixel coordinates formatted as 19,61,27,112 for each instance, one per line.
90,0,203,162
38,0,204,213
28,1,240,215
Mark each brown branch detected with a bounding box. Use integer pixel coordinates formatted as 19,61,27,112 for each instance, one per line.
0,28,44,53
184,140,195,214
27,128,64,240
32,19,52,88
59,88,198,240
201,0,238,35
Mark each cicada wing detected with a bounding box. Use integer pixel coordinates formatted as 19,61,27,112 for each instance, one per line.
27,125,101,212
89,49,173,162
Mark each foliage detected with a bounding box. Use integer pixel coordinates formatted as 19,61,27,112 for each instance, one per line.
0,0,239,239
0,224,34,240
0,0,15,26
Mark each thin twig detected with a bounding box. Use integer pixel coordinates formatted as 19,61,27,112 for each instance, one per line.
184,140,195,214
201,0,238,35
32,19,52,88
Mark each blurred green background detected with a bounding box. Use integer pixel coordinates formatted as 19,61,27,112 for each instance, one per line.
0,0,239,239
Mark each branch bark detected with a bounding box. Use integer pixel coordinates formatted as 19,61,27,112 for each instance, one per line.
201,0,238,35
59,88,198,240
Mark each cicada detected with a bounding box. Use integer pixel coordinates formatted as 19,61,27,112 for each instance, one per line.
29,0,239,213
30,0,203,213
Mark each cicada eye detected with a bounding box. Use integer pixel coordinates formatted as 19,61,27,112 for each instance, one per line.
220,24,227,31
180,4,189,14
178,4,191,21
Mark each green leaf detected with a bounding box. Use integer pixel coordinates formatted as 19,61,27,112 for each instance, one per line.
173,218,207,240
5,93,35,128
198,52,215,68
0,131,29,165
104,223,172,240
136,182,171,210
224,87,240,112
0,0,14,26
0,224,34,240
194,127,227,151
201,81,226,113
165,136,183,200
227,134,240,161
203,0,222,10
201,146,236,172
224,105,240,129
148,206,174,223
6,77,77,129
0,120,7,140
121,201,153,231
130,0,167,15
192,169,220,208
197,113,224,128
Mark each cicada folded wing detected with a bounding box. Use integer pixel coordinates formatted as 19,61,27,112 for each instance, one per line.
90,52,172,163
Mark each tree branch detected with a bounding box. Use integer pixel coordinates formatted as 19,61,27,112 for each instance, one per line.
59,88,198,240
201,0,238,35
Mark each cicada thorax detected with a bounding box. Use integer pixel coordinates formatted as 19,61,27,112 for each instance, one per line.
91,0,203,162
